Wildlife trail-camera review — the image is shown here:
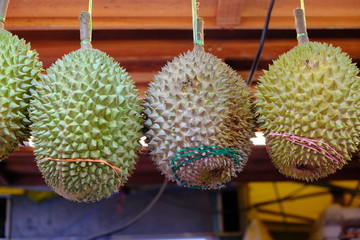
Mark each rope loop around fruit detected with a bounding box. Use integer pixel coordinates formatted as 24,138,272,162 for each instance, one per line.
267,133,344,164
0,17,5,23
170,145,242,189
38,157,123,188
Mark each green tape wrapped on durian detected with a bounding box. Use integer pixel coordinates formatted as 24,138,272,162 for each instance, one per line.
255,9,360,181
0,0,43,160
30,12,143,202
143,18,254,189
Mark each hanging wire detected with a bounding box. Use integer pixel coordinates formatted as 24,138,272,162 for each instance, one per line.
246,0,275,86
191,0,204,46
88,0,93,42
300,0,306,17
86,178,168,240
0,0,10,29
299,0,307,37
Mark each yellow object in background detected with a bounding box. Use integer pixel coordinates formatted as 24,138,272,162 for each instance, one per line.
26,190,58,203
0,187,25,195
244,212,274,240
248,181,360,224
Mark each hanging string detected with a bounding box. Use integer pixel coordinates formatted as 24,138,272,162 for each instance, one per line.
0,0,10,29
88,0,92,42
300,0,306,20
294,0,309,44
191,0,204,46
300,0,307,35
39,157,123,188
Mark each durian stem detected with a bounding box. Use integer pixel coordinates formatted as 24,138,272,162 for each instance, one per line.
0,0,10,29
79,11,92,49
294,8,309,44
194,18,204,52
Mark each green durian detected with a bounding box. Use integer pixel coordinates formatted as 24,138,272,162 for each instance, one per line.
255,41,360,181
0,29,42,160
30,12,143,202
143,46,255,189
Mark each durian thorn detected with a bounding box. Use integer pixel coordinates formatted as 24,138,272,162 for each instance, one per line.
38,157,123,187
79,11,92,49
0,0,10,29
293,8,309,44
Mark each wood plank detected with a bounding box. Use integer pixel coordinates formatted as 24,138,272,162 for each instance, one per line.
30,38,360,69
216,0,246,27
5,16,360,30
3,0,360,30
242,0,360,17
6,0,359,20
4,17,216,30
6,0,216,18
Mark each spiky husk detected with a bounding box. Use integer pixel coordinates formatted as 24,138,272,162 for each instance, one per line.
0,30,42,160
30,49,143,202
255,42,360,181
143,47,254,189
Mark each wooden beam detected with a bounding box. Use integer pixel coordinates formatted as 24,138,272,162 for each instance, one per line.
4,0,212,30
6,0,216,18
3,0,360,30
5,16,360,30
25,39,360,69
216,0,246,27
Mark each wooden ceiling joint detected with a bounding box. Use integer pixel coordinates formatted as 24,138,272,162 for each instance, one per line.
216,0,246,28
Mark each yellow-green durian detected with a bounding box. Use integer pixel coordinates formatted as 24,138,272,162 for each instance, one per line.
0,29,42,160
255,42,360,181
143,46,254,189
30,48,143,202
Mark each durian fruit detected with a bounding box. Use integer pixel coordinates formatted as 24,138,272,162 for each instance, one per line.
143,43,254,189
255,37,360,179
30,12,143,202
0,5,42,160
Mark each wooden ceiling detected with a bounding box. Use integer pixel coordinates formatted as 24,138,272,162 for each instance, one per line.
5,0,360,30
1,0,360,186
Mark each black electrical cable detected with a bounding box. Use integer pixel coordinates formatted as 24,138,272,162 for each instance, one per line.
246,0,275,86
87,179,168,240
